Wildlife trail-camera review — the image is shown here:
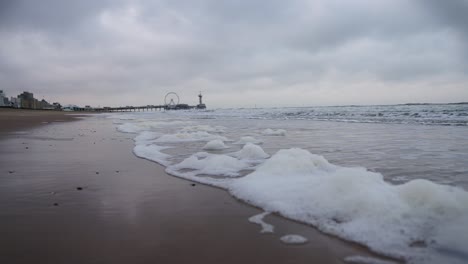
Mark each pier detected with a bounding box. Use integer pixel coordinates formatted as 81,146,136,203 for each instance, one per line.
71,92,207,112
93,105,166,112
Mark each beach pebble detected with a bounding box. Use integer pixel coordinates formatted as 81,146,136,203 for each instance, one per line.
25,147,29,149
76,187,83,191
53,203,59,206
191,183,197,187
96,172,99,174
8,170,14,174
115,170,120,173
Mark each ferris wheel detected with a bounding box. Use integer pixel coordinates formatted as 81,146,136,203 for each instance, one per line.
164,92,179,107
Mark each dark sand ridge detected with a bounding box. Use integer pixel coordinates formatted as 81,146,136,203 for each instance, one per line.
0,112,400,264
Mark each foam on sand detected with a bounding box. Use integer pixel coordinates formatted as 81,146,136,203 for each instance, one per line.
262,128,286,136
280,234,308,244
234,136,262,145
280,235,308,244
168,152,250,177
248,212,274,233
228,148,468,263
203,139,229,150
133,144,172,166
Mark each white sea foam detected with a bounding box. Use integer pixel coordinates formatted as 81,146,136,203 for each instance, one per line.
134,131,161,144
115,109,468,264
168,152,250,177
228,148,468,262
117,123,143,133
203,139,229,150
248,212,274,233
231,143,269,160
156,131,228,143
280,234,308,244
133,144,172,166
262,128,286,136
234,136,262,145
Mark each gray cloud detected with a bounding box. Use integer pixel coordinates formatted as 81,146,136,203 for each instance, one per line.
0,0,467,107
0,0,115,32
420,0,468,37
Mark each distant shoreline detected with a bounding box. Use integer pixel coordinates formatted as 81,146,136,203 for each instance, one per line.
0,108,90,137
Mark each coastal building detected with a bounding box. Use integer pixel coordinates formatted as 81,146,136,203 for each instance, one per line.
53,102,62,110
62,104,84,111
18,91,36,109
10,97,21,108
1,91,62,110
0,90,10,107
39,99,54,110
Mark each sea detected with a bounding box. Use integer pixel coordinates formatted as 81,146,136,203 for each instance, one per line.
110,103,468,264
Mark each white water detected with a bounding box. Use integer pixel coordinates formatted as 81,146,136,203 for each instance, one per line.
203,139,229,150
112,108,468,264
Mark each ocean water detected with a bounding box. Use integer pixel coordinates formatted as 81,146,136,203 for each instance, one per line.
111,104,468,264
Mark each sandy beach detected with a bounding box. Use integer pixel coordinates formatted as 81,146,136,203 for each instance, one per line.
0,111,394,264
0,108,85,136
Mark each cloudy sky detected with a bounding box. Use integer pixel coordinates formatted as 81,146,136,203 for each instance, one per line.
0,0,467,108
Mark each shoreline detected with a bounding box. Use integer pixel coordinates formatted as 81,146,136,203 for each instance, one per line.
0,112,397,264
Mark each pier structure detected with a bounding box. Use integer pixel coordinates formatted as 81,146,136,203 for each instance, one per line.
93,105,166,112
197,92,206,109
91,92,207,112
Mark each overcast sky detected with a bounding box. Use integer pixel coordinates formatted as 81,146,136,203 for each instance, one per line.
1,0,467,108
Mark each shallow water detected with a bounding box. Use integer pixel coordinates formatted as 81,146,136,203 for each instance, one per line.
177,103,468,126
119,109,468,188
112,105,468,264
183,117,468,188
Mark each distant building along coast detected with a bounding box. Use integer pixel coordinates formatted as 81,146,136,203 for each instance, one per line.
0,90,60,110
0,90,206,112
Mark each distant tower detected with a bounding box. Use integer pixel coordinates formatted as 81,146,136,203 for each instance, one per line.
197,92,206,109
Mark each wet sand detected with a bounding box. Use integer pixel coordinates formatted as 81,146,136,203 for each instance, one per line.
0,108,86,136
0,113,394,264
